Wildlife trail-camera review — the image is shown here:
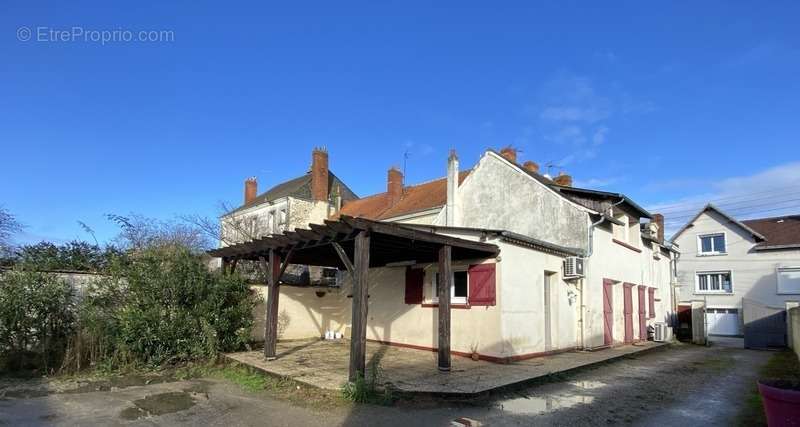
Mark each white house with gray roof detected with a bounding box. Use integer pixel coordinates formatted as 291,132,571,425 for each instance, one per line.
671,204,800,347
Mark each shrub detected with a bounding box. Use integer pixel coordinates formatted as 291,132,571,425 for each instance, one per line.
0,270,75,372
72,245,257,369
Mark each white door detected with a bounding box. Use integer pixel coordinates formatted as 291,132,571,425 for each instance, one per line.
706,308,740,336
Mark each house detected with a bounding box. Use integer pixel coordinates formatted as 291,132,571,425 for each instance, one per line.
213,146,677,378
672,204,800,348
219,147,358,283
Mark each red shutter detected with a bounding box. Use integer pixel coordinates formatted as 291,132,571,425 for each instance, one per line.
404,267,424,304
468,263,496,306
648,287,656,318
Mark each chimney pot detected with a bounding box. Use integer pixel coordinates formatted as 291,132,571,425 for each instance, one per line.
387,167,404,206
499,146,517,163
311,147,329,202
553,172,573,187
244,177,258,205
653,213,665,242
523,161,540,174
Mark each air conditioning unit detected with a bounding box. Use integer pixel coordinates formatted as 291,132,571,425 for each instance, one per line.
653,322,668,342
563,256,584,278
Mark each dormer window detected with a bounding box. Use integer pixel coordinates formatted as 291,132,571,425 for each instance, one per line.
698,233,726,255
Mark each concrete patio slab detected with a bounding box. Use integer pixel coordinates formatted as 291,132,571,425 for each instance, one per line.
224,340,668,395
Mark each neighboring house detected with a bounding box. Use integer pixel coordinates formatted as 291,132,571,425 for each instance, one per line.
233,147,677,361
672,204,800,347
220,147,358,284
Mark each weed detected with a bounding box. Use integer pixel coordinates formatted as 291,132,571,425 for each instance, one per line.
736,350,800,426
340,358,393,405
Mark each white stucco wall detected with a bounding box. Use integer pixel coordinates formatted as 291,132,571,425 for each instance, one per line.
673,209,800,309
583,223,674,348
498,242,579,355
252,261,505,358
447,152,589,251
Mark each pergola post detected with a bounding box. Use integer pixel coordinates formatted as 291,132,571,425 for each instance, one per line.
438,245,452,372
264,249,282,360
348,231,370,382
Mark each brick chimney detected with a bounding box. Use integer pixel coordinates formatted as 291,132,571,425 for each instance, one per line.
652,213,665,242
387,167,403,206
244,177,257,205
499,146,517,163
553,172,573,187
311,147,329,202
522,161,540,174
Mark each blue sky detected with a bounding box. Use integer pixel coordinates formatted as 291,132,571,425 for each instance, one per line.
2,1,799,244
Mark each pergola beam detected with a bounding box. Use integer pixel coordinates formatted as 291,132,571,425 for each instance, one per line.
331,242,354,275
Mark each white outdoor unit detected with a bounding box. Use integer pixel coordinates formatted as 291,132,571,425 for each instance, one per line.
563,256,584,279
653,322,668,342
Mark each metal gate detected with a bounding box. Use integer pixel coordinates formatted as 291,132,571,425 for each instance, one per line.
743,298,787,348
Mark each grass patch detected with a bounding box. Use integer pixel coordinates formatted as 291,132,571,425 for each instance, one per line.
216,365,269,393
202,362,350,410
737,350,800,426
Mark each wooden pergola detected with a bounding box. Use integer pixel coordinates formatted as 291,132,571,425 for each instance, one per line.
209,215,500,380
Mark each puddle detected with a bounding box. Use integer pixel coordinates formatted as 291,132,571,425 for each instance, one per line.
498,394,595,415
569,380,606,390
120,392,196,420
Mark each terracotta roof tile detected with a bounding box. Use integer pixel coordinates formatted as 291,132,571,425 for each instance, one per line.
337,171,470,220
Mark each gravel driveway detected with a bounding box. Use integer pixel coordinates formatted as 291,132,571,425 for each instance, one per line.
0,343,772,426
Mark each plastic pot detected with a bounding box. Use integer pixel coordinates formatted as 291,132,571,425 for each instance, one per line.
759,380,800,426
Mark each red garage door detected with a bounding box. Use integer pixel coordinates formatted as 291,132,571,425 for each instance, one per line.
623,283,633,344
603,279,614,346
638,285,647,341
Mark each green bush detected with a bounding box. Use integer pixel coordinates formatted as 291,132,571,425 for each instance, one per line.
0,270,76,372
75,246,256,369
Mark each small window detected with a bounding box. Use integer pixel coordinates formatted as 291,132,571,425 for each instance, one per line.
277,209,287,232
431,269,468,304
696,271,733,293
698,233,726,255
778,267,800,294
266,212,274,234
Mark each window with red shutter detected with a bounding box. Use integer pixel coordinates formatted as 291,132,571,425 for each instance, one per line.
468,263,496,306
404,267,424,304
648,287,656,318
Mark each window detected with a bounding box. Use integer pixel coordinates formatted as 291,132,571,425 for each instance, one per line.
696,271,733,293
613,212,629,241
266,211,274,234
277,209,287,232
778,267,800,295
698,233,726,255
431,270,468,304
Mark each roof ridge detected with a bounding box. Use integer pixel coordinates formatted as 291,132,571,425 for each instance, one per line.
742,214,800,223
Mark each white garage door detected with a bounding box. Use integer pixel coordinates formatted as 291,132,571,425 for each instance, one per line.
706,308,740,336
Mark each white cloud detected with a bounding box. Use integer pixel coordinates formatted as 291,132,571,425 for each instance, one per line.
540,106,610,123
647,161,800,237
592,127,609,146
